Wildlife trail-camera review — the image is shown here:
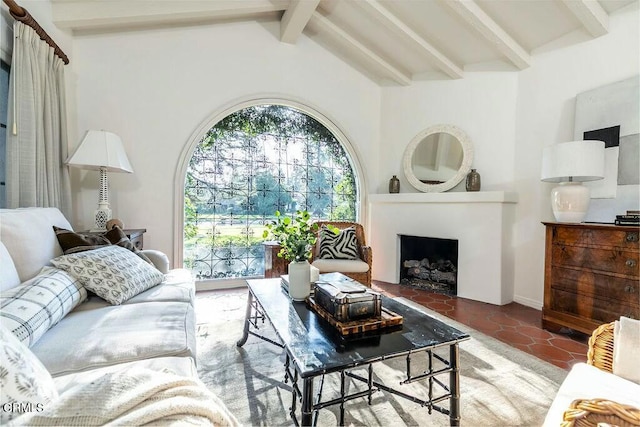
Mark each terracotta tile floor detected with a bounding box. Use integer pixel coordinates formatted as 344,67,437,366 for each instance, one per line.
371,280,589,370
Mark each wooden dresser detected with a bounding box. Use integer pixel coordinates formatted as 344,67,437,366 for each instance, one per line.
542,222,640,335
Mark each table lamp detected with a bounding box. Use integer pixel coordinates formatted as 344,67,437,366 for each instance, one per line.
541,140,605,223
67,130,133,231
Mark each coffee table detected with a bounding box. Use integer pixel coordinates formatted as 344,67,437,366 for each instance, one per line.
237,278,470,426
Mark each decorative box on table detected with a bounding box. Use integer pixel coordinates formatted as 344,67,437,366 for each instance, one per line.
313,273,381,322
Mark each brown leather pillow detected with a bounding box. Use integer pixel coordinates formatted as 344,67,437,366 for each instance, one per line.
53,226,152,264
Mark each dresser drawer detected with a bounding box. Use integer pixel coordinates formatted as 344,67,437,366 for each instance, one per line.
550,288,640,322
551,266,639,302
553,226,640,250
551,245,639,276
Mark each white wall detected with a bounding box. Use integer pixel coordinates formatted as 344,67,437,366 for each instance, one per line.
512,3,639,308
379,73,519,195
71,20,381,263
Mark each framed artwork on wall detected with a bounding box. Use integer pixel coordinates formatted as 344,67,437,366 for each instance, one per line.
574,75,640,199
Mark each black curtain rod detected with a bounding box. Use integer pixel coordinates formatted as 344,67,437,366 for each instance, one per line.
3,0,69,64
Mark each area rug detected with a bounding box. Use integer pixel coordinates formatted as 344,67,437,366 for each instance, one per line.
195,289,567,426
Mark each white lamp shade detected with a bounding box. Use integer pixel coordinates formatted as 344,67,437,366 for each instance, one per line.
541,140,605,183
67,130,133,173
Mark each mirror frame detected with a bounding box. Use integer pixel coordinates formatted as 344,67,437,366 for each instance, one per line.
402,124,474,193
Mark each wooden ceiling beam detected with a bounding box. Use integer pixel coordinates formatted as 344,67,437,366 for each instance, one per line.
280,0,320,44
308,12,412,86
357,0,463,79
561,0,609,37
441,0,530,70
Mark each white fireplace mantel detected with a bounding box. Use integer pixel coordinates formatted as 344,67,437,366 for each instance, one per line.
367,190,518,305
368,191,518,205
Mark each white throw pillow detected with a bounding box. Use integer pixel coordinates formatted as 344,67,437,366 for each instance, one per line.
613,316,640,384
51,245,164,305
0,267,87,347
0,325,58,424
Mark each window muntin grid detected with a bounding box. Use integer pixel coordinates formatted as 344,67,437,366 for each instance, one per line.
184,105,357,280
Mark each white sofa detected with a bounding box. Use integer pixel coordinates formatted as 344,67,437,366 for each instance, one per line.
0,207,212,421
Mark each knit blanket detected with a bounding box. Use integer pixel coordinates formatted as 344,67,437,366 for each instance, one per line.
11,368,238,426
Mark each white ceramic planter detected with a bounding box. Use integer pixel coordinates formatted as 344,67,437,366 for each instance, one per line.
288,260,311,301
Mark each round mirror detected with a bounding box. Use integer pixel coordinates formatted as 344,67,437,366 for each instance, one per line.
403,124,473,193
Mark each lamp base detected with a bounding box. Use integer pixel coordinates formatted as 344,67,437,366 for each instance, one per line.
92,203,112,232
550,182,590,223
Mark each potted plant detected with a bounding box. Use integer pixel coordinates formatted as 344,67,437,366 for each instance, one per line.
263,210,321,301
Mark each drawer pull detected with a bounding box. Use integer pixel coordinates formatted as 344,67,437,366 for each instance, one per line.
626,232,639,242
626,259,637,267
625,285,636,293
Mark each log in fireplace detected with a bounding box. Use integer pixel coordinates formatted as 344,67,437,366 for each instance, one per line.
399,234,458,295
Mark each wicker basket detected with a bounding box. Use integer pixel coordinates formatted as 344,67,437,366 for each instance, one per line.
561,321,640,427
561,398,640,427
586,321,615,373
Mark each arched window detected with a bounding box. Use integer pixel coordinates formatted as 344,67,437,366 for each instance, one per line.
184,104,359,280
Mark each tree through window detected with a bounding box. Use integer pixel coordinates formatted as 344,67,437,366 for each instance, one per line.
184,105,358,280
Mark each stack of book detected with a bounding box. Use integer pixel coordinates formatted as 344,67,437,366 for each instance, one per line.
615,210,640,226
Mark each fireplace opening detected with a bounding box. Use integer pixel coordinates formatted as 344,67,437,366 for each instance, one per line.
399,234,458,295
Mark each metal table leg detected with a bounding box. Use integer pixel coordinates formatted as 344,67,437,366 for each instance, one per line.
449,343,461,426
301,377,314,426
236,290,253,347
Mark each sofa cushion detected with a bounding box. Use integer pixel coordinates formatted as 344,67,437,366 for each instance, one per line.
52,356,198,395
0,267,87,347
312,258,370,273
51,245,164,305
53,226,152,264
0,242,21,291
0,325,59,424
543,362,640,426
31,301,196,377
318,225,359,260
0,208,72,282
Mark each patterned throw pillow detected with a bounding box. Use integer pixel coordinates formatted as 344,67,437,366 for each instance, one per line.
319,226,359,260
53,226,152,264
0,325,58,424
0,267,87,347
50,245,164,305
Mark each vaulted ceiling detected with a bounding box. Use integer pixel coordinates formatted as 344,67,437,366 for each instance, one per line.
51,0,637,85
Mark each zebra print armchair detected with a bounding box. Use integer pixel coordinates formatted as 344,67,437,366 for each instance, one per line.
310,221,372,286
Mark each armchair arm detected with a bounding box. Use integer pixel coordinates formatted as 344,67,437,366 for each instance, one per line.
587,321,615,373
141,249,170,273
360,245,372,266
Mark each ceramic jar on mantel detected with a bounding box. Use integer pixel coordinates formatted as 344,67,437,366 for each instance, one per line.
466,169,481,192
389,175,400,193
287,260,311,301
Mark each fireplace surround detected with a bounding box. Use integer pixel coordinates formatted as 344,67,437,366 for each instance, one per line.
368,191,517,305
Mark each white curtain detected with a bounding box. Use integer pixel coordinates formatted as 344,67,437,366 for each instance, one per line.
6,21,71,217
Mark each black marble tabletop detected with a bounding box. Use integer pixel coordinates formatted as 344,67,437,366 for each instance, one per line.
246,279,470,378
